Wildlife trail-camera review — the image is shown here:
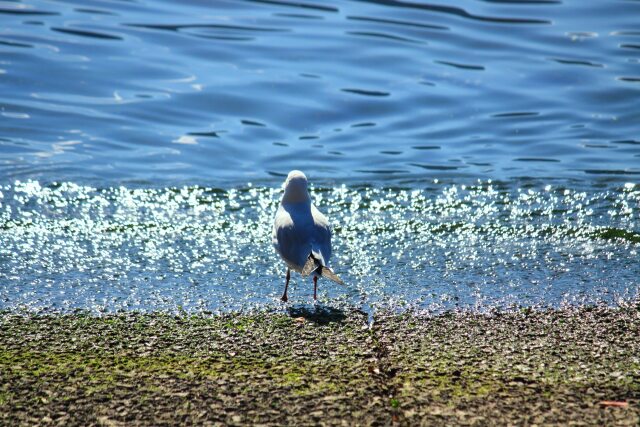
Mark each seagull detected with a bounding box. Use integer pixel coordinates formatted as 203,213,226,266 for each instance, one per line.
272,170,343,302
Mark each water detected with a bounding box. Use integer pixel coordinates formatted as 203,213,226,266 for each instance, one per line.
1,0,639,313
1,179,638,314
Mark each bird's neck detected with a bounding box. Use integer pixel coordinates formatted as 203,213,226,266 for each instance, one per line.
281,191,311,204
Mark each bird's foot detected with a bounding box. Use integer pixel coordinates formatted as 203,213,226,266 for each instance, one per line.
281,295,288,303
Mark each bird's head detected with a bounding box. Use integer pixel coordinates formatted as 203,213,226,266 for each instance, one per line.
282,170,311,203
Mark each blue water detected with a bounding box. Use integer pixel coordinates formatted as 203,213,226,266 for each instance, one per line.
0,0,639,314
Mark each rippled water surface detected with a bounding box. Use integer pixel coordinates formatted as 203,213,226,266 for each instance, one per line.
2,0,640,182
1,0,639,313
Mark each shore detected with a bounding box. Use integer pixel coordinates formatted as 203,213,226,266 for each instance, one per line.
1,305,639,426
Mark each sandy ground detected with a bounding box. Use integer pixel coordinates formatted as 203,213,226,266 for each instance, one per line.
1,304,639,426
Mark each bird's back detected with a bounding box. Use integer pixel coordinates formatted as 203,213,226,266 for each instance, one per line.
273,201,331,271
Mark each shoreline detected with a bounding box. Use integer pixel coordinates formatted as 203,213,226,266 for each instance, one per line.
1,305,639,425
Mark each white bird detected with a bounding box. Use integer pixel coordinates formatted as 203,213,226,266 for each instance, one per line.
272,170,343,302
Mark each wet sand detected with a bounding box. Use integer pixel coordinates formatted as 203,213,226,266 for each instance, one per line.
1,305,639,426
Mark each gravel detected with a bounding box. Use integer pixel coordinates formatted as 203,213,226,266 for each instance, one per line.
1,304,639,426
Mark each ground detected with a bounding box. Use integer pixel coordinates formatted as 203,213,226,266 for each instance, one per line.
1,304,639,426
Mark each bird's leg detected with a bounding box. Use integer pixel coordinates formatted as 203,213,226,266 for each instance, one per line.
281,268,290,302
313,275,318,301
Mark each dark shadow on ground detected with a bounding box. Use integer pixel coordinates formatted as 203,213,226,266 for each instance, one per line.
287,304,347,325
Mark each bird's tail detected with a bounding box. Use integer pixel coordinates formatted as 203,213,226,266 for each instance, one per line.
301,254,344,285
319,265,344,285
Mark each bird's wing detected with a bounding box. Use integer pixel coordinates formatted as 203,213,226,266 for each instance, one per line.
310,204,332,264
274,206,312,269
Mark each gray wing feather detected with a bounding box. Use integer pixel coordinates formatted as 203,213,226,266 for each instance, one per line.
275,223,311,269
310,205,332,263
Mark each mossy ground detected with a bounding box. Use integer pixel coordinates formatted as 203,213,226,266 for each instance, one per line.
1,305,639,426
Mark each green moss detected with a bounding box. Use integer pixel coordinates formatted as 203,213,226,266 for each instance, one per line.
0,347,365,402
596,228,640,243
222,316,257,332
281,371,303,385
0,391,13,406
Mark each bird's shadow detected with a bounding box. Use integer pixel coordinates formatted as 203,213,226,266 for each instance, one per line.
287,304,347,325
